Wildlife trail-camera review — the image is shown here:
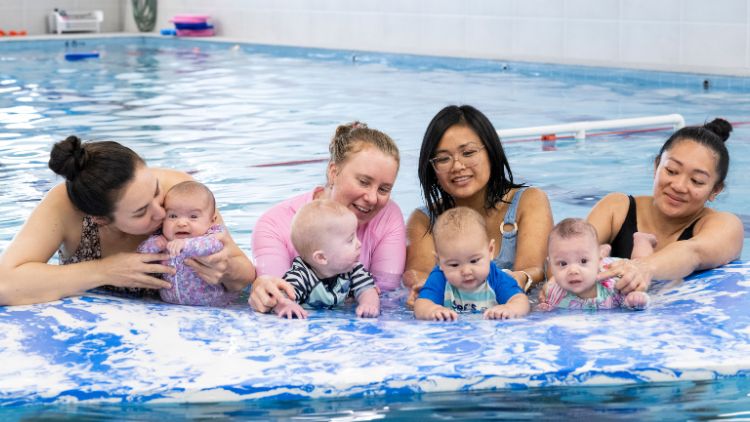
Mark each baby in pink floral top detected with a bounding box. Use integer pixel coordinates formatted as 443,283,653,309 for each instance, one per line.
538,218,651,311
138,181,237,306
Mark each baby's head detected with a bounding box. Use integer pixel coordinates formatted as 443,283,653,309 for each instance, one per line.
433,207,495,290
547,218,609,298
291,199,361,276
162,181,217,241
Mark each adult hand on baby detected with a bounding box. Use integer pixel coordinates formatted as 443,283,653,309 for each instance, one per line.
166,239,187,257
249,275,297,313
184,231,230,285
598,258,653,294
100,252,174,290
274,297,308,319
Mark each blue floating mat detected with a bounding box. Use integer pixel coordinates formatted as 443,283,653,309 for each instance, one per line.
64,52,100,61
1,261,749,406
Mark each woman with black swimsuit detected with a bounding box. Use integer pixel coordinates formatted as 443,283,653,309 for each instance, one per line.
587,118,743,293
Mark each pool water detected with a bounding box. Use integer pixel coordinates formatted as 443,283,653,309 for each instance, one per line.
1,37,749,418
0,37,748,258
5,377,750,420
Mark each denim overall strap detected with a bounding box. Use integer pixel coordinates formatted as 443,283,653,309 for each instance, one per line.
493,187,528,270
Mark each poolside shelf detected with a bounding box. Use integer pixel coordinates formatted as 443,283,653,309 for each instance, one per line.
497,114,686,140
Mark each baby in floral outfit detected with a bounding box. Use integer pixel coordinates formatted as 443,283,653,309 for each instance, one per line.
538,218,650,311
138,181,236,306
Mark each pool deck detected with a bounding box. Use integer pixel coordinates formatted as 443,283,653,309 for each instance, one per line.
1,261,749,406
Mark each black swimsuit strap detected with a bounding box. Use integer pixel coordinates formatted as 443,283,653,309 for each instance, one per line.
609,195,637,258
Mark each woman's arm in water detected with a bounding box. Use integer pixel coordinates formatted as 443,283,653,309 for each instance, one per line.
599,210,743,293
511,187,553,290
0,184,173,306
404,209,436,307
248,204,298,313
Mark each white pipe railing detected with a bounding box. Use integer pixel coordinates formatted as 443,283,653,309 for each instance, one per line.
497,114,685,140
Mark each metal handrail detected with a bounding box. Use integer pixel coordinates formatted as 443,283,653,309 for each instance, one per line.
497,114,685,140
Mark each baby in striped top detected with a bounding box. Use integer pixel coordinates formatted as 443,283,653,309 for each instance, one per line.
414,207,530,321
272,199,380,319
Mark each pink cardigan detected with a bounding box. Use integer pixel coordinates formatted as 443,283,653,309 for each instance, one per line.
251,189,406,291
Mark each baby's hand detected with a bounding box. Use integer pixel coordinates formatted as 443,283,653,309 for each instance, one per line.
484,304,522,320
536,302,555,312
166,239,187,257
153,235,168,251
624,291,649,310
356,302,380,318
273,297,308,319
355,288,380,318
429,307,458,322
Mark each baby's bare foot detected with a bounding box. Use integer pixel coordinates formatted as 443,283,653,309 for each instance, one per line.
633,232,657,248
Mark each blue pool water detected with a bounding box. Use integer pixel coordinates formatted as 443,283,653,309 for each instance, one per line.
1,37,749,419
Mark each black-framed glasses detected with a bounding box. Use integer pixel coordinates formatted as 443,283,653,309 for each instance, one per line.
429,144,486,173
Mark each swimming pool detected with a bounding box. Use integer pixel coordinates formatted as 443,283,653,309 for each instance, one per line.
1,37,749,419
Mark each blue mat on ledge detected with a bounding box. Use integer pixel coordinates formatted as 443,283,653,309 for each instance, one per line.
1,261,748,406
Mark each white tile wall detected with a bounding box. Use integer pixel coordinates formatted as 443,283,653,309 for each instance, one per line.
565,21,620,62
8,0,750,76
0,0,123,35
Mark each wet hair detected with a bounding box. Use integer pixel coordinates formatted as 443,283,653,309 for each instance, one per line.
433,206,488,252
165,181,216,214
548,218,598,250
291,199,353,259
48,135,145,218
656,118,732,189
418,105,524,231
327,121,400,184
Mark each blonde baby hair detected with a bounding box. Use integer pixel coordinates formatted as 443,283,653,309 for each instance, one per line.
548,217,598,249
291,199,353,259
432,206,488,251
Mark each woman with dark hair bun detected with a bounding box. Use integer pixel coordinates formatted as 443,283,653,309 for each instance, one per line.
0,136,255,305
405,105,553,306
588,118,743,293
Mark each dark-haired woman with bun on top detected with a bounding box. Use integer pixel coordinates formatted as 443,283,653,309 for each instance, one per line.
0,136,255,305
588,118,743,293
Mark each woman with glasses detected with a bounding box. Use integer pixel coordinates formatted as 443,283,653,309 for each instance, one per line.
405,105,553,307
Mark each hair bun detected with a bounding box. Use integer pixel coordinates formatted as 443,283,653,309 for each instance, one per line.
48,135,89,180
704,118,732,142
333,121,367,140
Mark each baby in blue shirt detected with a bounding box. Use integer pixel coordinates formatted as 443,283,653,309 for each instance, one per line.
414,206,530,321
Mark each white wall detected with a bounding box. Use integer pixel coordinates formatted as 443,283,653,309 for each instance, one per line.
10,0,750,76
0,0,124,35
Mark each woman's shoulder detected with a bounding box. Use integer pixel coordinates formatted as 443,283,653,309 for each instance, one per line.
597,192,633,210
44,183,83,220
152,168,193,190
695,208,743,233
366,199,405,230
257,190,316,225
515,186,549,204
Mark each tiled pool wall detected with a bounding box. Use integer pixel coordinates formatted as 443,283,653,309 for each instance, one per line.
1,1,750,77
